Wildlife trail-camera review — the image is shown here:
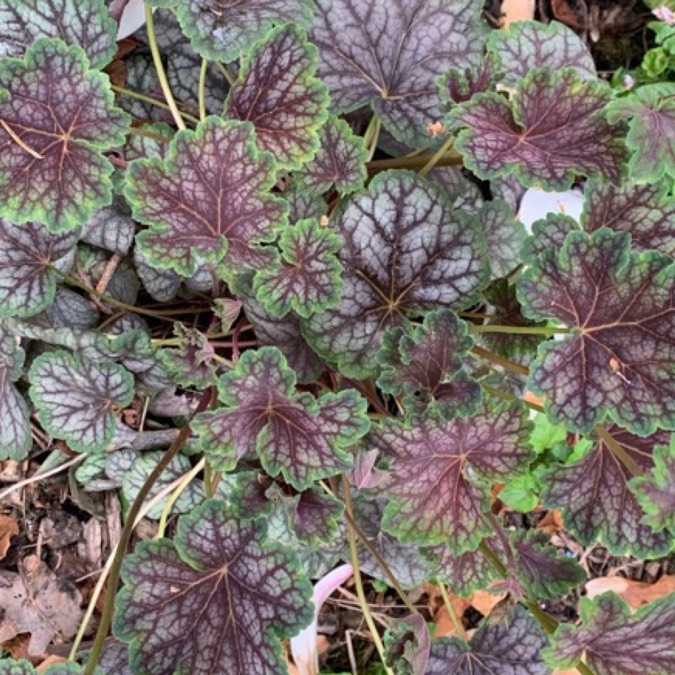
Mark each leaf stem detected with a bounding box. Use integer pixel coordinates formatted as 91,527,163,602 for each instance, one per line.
342,476,394,675
156,457,206,538
418,134,455,176
470,345,530,376
367,152,462,171
82,388,213,675
469,324,569,335
595,425,642,476
144,2,187,130
482,384,545,414
364,115,382,162
215,61,237,87
438,584,466,643
111,85,200,125
198,59,208,121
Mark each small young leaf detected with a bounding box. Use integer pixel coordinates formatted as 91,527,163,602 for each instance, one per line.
0,38,130,231
438,53,500,108
499,474,540,512
113,499,313,675
294,116,368,195
542,426,672,557
384,613,430,675
629,438,675,533
426,606,549,675
0,660,101,675
373,401,532,552
253,218,342,318
518,228,675,435
303,170,488,378
450,68,626,190
545,592,675,675
487,20,596,86
0,220,78,318
376,309,481,420
29,350,135,453
606,85,675,184
310,0,488,148
194,347,369,489
0,0,117,69
155,0,315,63
158,326,218,389
0,324,31,460
224,24,329,171
129,116,287,276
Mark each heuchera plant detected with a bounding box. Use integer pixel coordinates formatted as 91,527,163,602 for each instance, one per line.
0,1,673,674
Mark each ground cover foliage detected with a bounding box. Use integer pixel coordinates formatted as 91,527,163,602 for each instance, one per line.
0,1,674,674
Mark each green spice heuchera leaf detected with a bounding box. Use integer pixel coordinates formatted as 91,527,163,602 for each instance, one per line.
253,218,342,318
303,171,488,378
487,20,596,86
194,347,369,489
606,85,675,185
373,401,532,552
541,426,672,557
449,68,626,190
377,309,481,420
438,53,500,108
113,499,313,675
629,438,675,533
310,0,487,148
0,0,117,69
288,485,343,546
0,220,78,318
0,38,130,232
0,660,101,675
29,350,135,453
518,228,675,435
383,613,430,675
129,116,287,276
478,200,527,279
545,592,675,675
223,24,329,171
294,116,368,195
426,607,549,675
0,323,31,460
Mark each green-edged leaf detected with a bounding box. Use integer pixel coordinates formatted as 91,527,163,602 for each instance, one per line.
488,20,595,86
0,0,116,69
429,540,500,597
289,486,343,547
384,613,430,675
542,426,672,557
310,0,488,148
28,350,134,453
122,451,205,520
373,401,532,552
303,170,488,378
606,85,675,184
582,180,675,257
283,186,328,223
0,323,30,459
0,661,98,675
0,220,78,317
194,347,369,489
376,309,481,420
158,326,218,389
133,246,182,303
129,116,287,276
545,592,675,675
629,438,675,533
223,24,329,171
518,228,675,435
157,0,314,62
499,474,540,512
0,38,130,232
450,68,626,190
426,606,549,675
123,122,174,162
253,218,342,318
438,53,500,108
478,201,527,278
294,116,368,195
113,499,313,675
511,530,585,599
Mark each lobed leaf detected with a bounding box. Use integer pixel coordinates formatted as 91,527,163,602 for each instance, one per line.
438,53,500,108
384,613,430,675
253,218,342,318
129,116,287,276
223,24,329,171
303,170,488,378
310,0,488,148
450,68,626,190
113,499,313,675
194,347,369,489
289,486,343,547
0,38,130,231
518,228,675,435
28,350,135,453
429,539,501,597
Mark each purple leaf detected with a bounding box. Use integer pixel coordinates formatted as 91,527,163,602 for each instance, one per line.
0,323,30,460
439,53,501,108
518,228,675,434
384,613,430,675
450,68,626,190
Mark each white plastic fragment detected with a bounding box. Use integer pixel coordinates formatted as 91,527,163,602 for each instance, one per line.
518,187,584,234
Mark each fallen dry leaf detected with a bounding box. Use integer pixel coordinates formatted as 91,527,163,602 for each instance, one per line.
469,589,507,617
500,0,535,28
586,575,675,610
0,513,19,560
0,556,83,655
36,655,68,673
433,594,469,639
537,510,564,534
